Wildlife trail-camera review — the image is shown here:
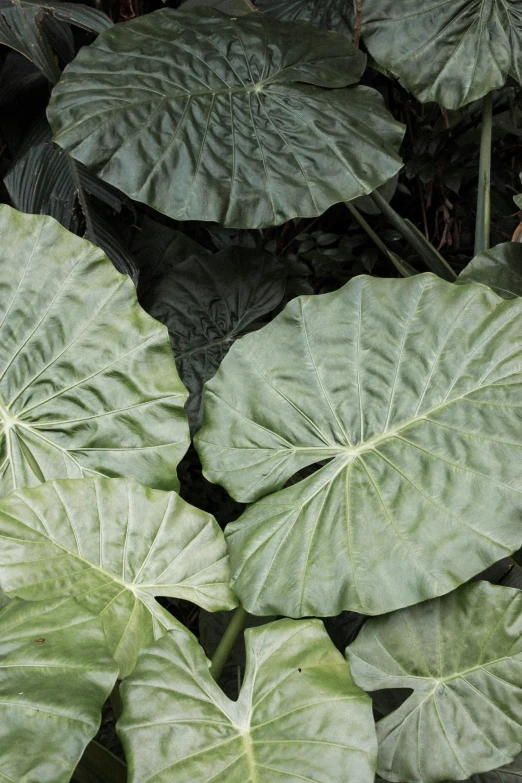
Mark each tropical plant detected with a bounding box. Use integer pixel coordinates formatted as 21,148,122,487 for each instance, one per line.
0,1,522,782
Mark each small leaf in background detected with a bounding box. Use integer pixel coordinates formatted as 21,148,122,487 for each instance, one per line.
0,0,112,83
458,242,522,298
181,0,255,14
142,246,286,432
196,274,522,617
0,206,188,496
348,582,522,783
255,0,354,38
47,8,406,229
0,596,118,783
362,0,522,109
118,619,377,783
0,477,237,677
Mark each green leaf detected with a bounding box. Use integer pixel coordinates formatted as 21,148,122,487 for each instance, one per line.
0,596,118,783
458,243,522,299
0,477,237,677
181,0,255,14
0,206,189,496
256,0,354,37
142,246,286,432
378,756,522,783
347,582,522,783
0,0,111,83
118,618,377,782
196,274,522,616
362,0,522,109
47,7,405,229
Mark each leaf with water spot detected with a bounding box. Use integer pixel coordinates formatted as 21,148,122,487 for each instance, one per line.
0,476,237,677
0,205,189,497
196,274,522,616
348,582,522,783
118,618,377,783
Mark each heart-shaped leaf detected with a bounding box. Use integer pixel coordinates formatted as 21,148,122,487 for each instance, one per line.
0,206,189,497
118,618,377,783
362,0,522,109
142,246,286,432
0,596,118,783
256,0,354,37
47,7,405,229
458,243,522,299
0,477,237,676
196,274,522,616
378,756,522,783
347,582,522,783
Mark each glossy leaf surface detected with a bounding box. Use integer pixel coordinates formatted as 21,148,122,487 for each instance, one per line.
0,596,118,783
458,242,522,299
196,274,522,616
142,246,285,432
47,7,405,229
0,477,237,676
256,0,354,37
118,618,377,782
0,206,189,496
348,582,522,783
362,0,522,109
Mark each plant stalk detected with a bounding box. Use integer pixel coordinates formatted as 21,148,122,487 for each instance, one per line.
354,0,363,48
209,606,248,682
474,91,493,256
345,201,417,277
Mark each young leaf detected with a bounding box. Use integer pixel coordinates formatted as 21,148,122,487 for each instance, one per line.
362,0,522,109
0,206,189,496
347,582,522,783
141,246,286,432
118,618,377,783
0,477,237,677
256,0,354,37
0,596,118,783
47,8,405,229
196,274,522,616
458,242,522,299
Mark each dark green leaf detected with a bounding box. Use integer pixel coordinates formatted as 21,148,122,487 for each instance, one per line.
47,8,405,229
0,596,118,783
458,243,522,298
142,246,286,432
348,582,522,783
181,0,255,13
118,618,377,782
196,274,522,616
256,0,354,37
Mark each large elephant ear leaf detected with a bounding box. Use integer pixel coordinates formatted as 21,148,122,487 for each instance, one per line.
0,596,118,783
118,618,377,783
256,0,355,37
196,274,522,617
347,582,522,783
0,206,189,497
458,242,522,299
362,0,522,109
0,477,237,677
47,7,405,229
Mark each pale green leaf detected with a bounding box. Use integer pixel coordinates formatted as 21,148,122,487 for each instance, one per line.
118,618,377,782
0,596,118,783
47,7,405,229
0,206,189,497
458,243,522,299
196,274,522,616
348,582,522,783
362,0,522,109
0,477,237,677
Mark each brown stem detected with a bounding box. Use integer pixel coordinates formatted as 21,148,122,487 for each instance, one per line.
354,0,363,48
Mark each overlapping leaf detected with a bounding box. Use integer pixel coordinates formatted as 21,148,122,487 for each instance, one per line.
0,477,237,676
256,0,354,37
362,0,522,109
458,242,522,299
0,206,189,496
47,7,405,229
142,246,285,431
348,582,522,783
196,274,522,616
118,618,377,782
0,596,118,783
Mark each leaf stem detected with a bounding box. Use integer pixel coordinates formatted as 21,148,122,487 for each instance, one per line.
209,606,248,682
354,0,363,48
474,91,493,256
345,201,417,277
